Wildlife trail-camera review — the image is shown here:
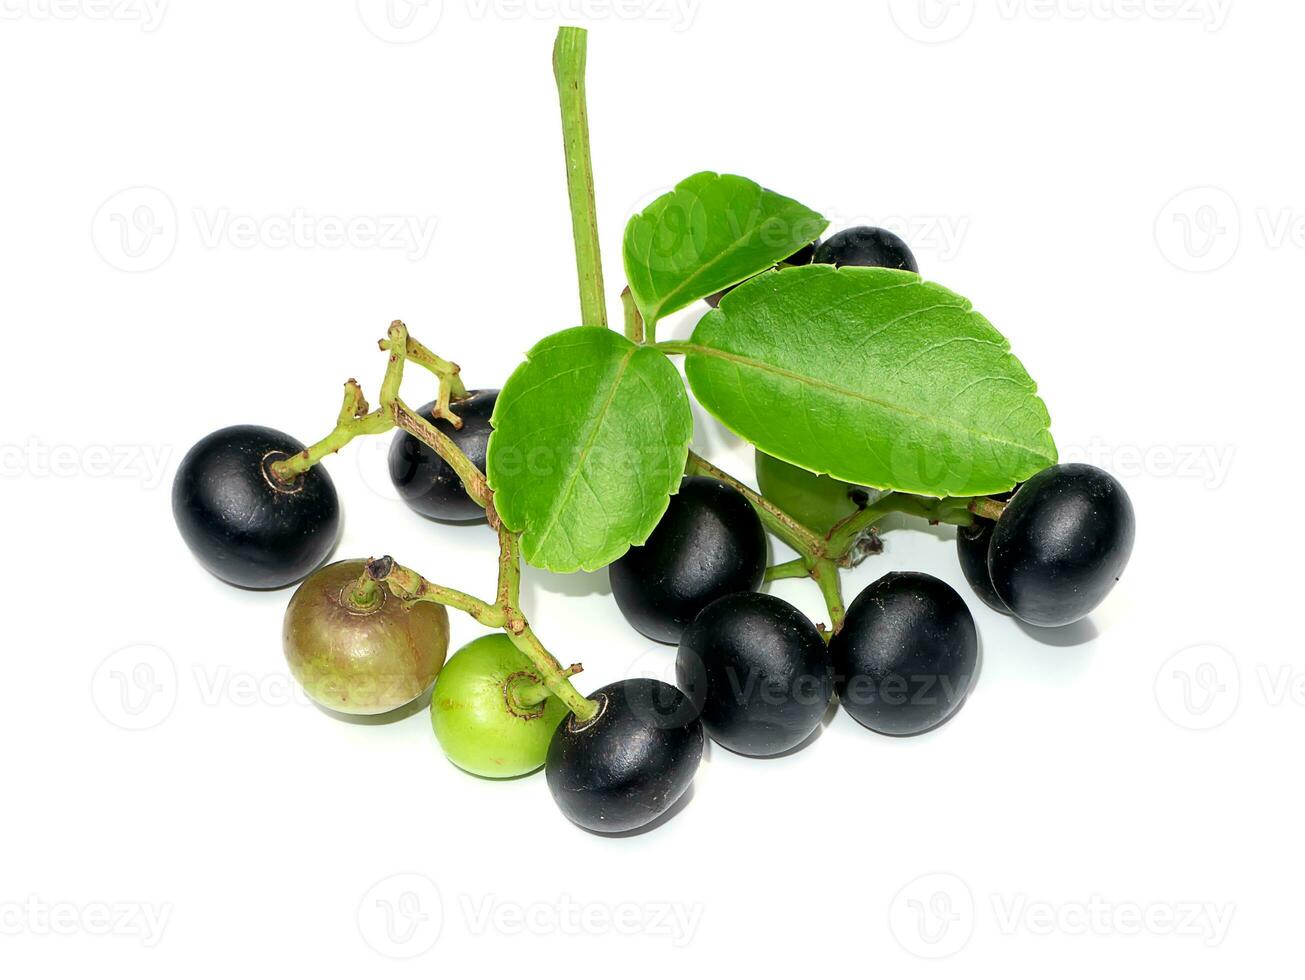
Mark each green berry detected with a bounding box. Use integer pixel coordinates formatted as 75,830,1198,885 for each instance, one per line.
754,449,861,533
431,634,569,778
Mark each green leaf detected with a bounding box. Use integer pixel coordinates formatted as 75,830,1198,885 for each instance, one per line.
623,172,827,329
683,265,1057,498
487,327,693,573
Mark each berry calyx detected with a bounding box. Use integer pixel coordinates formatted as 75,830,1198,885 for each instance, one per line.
546,678,703,834
813,226,918,273
609,476,767,644
831,571,977,736
677,592,833,756
388,390,498,524
282,559,449,715
172,424,341,589
987,463,1135,627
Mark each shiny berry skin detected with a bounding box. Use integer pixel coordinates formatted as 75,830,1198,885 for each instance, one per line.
546,679,704,834
813,226,918,273
831,572,978,736
609,477,767,644
172,425,340,589
387,390,497,524
988,464,1135,628
956,519,1008,613
955,489,1017,614
677,593,834,757
431,635,569,778
282,560,449,715
705,240,820,308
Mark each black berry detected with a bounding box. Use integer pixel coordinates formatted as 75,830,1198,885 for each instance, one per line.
387,390,497,524
172,425,340,589
609,477,766,644
831,572,977,736
813,226,918,273
677,592,833,757
988,464,1135,627
546,679,704,834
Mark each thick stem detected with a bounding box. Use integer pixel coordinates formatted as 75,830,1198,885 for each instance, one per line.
685,451,827,561
553,26,608,330
621,286,645,345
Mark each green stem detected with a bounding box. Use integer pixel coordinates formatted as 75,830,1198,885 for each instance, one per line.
684,451,827,561
553,26,607,330
764,558,810,582
268,382,393,483
343,565,384,612
653,340,692,356
491,526,597,721
366,557,506,628
810,559,846,636
381,326,468,426
621,286,644,344
504,625,595,721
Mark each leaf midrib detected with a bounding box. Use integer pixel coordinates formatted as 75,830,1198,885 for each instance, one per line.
640,205,820,324
530,344,638,560
683,341,1053,459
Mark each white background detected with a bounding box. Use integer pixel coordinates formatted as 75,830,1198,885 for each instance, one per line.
0,0,1299,975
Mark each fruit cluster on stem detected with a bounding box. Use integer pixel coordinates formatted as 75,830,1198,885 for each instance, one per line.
261,319,599,723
